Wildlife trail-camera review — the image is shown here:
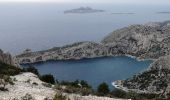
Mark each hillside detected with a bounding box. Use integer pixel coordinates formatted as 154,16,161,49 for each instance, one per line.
16,20,170,64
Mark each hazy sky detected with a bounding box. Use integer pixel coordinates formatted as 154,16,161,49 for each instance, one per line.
0,0,169,4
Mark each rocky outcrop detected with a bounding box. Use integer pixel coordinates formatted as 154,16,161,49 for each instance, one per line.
0,72,128,100
16,41,108,64
113,55,170,98
102,20,170,59
0,49,15,65
0,72,55,100
16,20,170,64
66,94,127,100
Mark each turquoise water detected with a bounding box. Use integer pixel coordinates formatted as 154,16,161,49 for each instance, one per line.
22,56,152,89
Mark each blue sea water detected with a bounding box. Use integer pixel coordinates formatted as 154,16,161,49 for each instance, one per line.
22,56,152,89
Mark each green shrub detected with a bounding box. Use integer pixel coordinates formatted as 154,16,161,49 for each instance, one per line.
0,61,21,76
97,82,110,96
80,80,91,89
60,80,91,89
22,66,39,76
58,80,93,95
40,74,55,84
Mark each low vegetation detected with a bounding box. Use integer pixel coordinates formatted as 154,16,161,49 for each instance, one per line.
40,74,55,84
110,89,160,100
22,66,39,76
58,80,93,96
0,62,20,91
53,93,67,100
0,61,21,76
97,82,110,96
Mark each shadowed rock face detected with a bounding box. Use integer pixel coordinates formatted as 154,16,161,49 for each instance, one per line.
0,49,14,65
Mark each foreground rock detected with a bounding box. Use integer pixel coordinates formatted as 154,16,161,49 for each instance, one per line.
66,94,128,100
0,72,128,100
0,73,55,100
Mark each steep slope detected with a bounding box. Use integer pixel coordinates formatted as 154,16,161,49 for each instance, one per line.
102,20,170,59
16,41,108,64
0,61,21,76
0,49,15,65
0,49,20,75
119,55,170,98
16,20,170,64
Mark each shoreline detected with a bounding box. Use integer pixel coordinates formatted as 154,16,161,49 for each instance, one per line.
18,54,154,65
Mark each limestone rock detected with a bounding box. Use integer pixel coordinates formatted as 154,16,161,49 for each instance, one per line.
0,49,15,65
16,20,170,64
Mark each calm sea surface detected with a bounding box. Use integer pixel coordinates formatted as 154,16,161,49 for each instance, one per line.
22,56,152,89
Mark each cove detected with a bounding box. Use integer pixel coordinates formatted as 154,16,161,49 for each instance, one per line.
22,56,152,89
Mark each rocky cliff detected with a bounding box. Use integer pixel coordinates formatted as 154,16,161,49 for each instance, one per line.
16,41,108,64
0,49,15,65
119,55,170,98
102,20,170,59
16,20,170,64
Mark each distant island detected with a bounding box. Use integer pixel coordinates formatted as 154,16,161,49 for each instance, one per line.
111,12,135,15
156,12,170,14
64,7,105,14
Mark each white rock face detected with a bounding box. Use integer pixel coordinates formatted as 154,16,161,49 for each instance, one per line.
0,73,55,100
66,94,129,100
0,72,129,100
0,49,15,65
